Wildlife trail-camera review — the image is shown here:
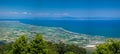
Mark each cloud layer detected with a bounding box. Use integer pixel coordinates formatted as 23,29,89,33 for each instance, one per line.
0,9,120,18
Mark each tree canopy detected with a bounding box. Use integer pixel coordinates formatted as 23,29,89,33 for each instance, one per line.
29,34,48,54
93,39,120,54
0,34,86,54
11,35,28,54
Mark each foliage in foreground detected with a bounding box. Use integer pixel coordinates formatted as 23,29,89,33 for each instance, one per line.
0,34,86,54
93,39,120,54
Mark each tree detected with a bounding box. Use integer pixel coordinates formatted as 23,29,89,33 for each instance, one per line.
65,51,75,54
29,34,48,54
0,43,12,54
66,44,86,54
0,34,86,54
55,42,86,54
93,39,120,54
11,35,28,54
47,48,58,54
47,41,58,54
56,41,67,54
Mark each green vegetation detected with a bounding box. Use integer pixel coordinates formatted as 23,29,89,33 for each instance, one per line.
65,51,75,54
11,35,28,54
0,43,12,54
0,34,86,54
93,39,120,54
4,34,120,54
29,34,48,54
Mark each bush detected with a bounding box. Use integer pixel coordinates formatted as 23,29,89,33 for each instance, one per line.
93,39,120,54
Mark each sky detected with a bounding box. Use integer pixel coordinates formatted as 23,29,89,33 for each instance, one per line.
0,0,120,19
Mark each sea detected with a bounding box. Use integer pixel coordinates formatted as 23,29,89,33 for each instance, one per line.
0,19,120,38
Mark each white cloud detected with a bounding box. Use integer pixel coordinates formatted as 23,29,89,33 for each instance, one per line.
1,10,120,18
34,13,70,17
22,12,28,15
53,13,70,17
36,13,50,16
9,11,19,14
63,13,70,16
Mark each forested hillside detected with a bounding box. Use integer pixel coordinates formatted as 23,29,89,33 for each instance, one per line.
0,34,86,54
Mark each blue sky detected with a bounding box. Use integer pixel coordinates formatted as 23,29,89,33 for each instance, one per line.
0,0,120,19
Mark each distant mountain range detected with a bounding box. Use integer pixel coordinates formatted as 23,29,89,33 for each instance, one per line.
0,16,120,20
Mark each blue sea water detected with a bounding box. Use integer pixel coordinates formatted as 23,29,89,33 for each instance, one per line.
1,19,120,38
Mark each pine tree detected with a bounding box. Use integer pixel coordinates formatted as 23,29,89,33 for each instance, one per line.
11,35,28,54
29,34,48,54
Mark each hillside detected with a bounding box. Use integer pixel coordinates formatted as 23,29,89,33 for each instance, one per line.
0,21,105,47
